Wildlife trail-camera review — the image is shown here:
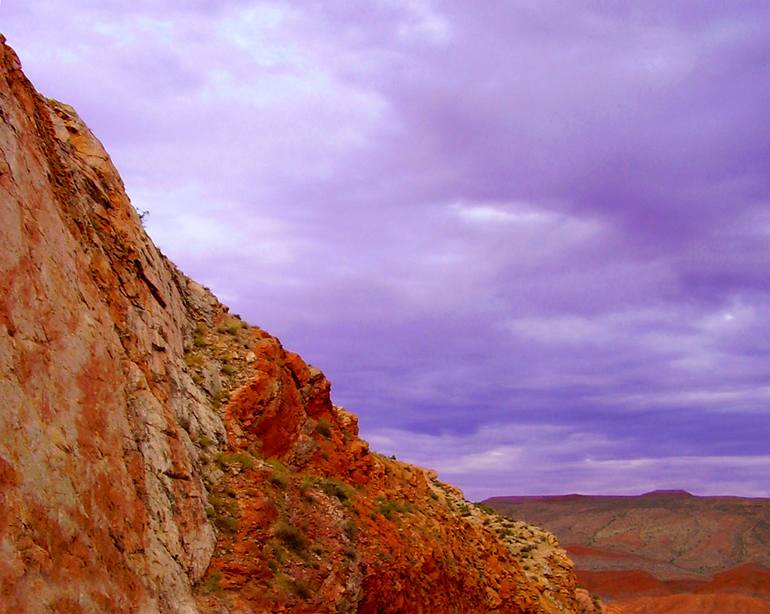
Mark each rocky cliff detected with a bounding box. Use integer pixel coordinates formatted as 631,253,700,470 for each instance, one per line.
0,36,586,613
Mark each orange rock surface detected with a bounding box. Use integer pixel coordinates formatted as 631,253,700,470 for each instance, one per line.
195,329,581,613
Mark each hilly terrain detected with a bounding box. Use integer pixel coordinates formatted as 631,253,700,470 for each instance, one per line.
0,34,597,613
485,491,770,613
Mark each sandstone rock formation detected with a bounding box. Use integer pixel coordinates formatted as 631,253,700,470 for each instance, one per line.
0,36,587,613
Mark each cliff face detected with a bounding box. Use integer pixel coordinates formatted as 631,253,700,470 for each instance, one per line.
0,36,584,613
0,35,225,613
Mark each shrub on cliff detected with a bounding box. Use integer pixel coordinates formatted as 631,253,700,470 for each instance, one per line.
274,521,308,553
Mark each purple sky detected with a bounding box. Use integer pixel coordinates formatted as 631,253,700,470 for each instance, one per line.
4,1,770,500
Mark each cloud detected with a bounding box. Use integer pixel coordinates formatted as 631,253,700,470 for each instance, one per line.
4,0,770,496
366,424,770,501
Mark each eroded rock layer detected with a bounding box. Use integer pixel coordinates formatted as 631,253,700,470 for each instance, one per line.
0,36,585,613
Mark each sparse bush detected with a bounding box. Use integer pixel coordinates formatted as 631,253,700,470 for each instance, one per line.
184,352,205,368
278,576,311,599
196,434,215,448
274,521,308,553
293,579,311,599
269,541,287,564
193,323,208,348
376,497,411,520
299,477,316,503
211,390,227,411
266,459,287,472
207,492,236,513
266,459,288,488
221,364,236,376
215,515,238,533
315,418,332,439
216,452,255,470
207,493,226,509
207,492,238,532
476,503,496,515
202,570,222,594
319,478,354,504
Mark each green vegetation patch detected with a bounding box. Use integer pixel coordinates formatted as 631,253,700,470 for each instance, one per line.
207,492,238,533
184,352,205,368
315,418,332,439
274,521,308,553
216,452,255,470
215,515,238,533
196,434,215,448
318,478,354,504
475,503,496,515
277,575,311,599
376,497,413,520
217,316,248,336
265,458,289,488
202,570,222,594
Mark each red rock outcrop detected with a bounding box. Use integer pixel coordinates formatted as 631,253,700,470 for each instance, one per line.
194,335,581,613
0,35,585,613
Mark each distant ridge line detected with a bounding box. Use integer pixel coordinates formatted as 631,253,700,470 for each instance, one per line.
484,490,770,503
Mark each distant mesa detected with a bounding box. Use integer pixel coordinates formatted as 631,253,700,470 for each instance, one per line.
485,490,770,612
639,489,694,497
